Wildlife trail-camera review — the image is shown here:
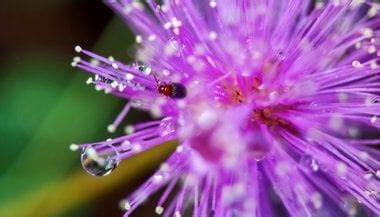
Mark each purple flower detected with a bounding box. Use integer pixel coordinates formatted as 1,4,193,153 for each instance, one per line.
71,0,380,216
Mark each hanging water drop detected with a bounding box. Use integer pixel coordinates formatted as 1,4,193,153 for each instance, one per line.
159,117,176,136
276,51,286,61
250,149,268,162
81,144,119,176
369,96,380,104
138,65,152,75
164,38,184,57
341,198,358,216
364,170,380,181
169,38,182,51
299,154,319,172
364,171,374,180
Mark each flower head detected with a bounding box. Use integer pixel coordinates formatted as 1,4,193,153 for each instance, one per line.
72,0,380,216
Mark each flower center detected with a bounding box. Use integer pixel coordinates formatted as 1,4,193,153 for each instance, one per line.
252,104,295,129
184,77,301,166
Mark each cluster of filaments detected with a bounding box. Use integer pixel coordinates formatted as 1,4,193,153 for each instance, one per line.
71,0,380,216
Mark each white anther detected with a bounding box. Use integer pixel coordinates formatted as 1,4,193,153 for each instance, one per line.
75,45,82,53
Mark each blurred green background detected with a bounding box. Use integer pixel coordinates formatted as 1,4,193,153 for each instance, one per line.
0,1,174,216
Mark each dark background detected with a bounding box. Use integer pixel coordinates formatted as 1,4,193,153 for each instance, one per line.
0,1,173,216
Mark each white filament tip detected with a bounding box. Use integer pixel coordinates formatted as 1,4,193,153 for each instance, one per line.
75,45,82,53
155,206,164,215
125,125,134,134
107,124,116,133
209,0,217,8
125,73,135,81
112,63,119,69
136,35,143,43
69,144,79,151
123,201,131,210
86,77,93,84
176,145,184,153
132,144,142,153
73,56,81,62
352,60,362,68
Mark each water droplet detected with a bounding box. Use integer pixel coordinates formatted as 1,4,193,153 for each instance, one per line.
250,150,268,162
311,192,323,209
159,117,176,136
369,96,380,104
169,38,182,51
277,51,285,60
364,171,374,180
299,154,319,172
131,100,143,107
364,171,380,181
138,65,152,75
341,197,358,215
164,38,184,56
81,144,119,176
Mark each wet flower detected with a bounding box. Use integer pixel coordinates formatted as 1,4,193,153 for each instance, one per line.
71,0,380,216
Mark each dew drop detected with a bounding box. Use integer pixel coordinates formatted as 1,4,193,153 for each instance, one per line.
341,198,358,216
131,100,143,107
165,38,184,56
277,51,285,60
369,96,380,104
169,38,182,51
364,171,374,180
138,65,152,75
364,170,380,181
299,154,319,172
311,192,323,209
158,117,176,136
250,150,268,162
81,144,119,176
